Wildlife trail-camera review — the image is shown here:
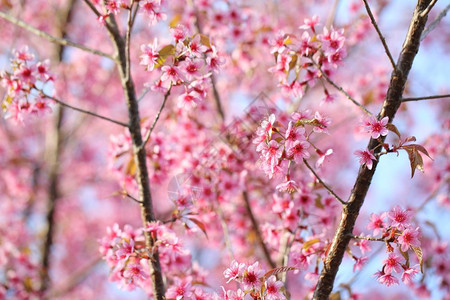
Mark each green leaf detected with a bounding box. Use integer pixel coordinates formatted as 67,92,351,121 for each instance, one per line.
399,248,410,269
288,54,298,71
411,246,424,273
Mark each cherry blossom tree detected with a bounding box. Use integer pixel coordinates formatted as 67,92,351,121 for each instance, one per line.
0,0,449,299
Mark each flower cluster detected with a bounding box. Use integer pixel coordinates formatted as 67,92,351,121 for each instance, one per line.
254,111,332,188
97,0,166,25
364,206,423,287
140,25,224,110
99,222,210,296
222,261,286,300
268,16,346,100
0,47,53,123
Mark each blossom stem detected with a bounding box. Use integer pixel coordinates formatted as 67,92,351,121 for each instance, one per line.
139,85,172,150
362,0,397,71
348,234,385,242
302,159,346,205
0,11,115,61
312,60,372,116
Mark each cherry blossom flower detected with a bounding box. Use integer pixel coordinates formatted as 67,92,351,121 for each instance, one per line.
140,39,159,71
178,90,201,109
354,149,376,170
353,256,368,272
287,140,310,163
366,212,386,236
299,15,320,32
388,206,412,230
188,35,209,57
264,275,285,300
166,277,193,300
223,260,245,283
364,116,389,139
313,112,331,133
276,179,298,193
376,272,399,287
179,58,203,81
398,227,420,252
401,266,419,284
242,262,264,291
315,148,333,168
170,24,187,43
161,65,183,84
261,140,283,170
123,261,148,283
382,253,402,274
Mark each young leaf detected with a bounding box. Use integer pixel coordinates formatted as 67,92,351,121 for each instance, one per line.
411,246,424,273
302,238,320,251
385,123,401,139
154,44,175,68
399,248,410,269
263,266,297,281
188,217,208,239
402,145,424,178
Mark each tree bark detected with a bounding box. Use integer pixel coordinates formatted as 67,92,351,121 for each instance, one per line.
313,1,433,298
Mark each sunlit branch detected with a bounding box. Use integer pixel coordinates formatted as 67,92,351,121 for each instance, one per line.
243,191,277,269
421,4,450,41
303,159,346,205
0,11,114,60
42,93,129,127
401,93,450,102
349,235,385,242
313,60,372,116
420,0,438,17
140,86,172,150
362,0,397,71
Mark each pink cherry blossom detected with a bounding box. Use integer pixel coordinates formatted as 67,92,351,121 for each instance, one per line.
398,227,421,252
354,149,376,170
264,275,286,300
366,212,387,236
401,266,419,285
365,116,389,139
382,253,402,274
388,206,413,230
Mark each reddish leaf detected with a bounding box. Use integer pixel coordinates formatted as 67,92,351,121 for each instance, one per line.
402,145,424,178
263,266,297,280
385,123,401,139
410,144,432,159
188,217,208,239
404,136,416,143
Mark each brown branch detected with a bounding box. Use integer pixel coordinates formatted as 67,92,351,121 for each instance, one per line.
303,159,346,205
349,235,385,242
44,256,101,299
42,93,128,127
421,4,450,41
402,93,450,102
0,11,114,60
313,1,434,298
362,0,397,71
243,191,276,269
102,6,166,299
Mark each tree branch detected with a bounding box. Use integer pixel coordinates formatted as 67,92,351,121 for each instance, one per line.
140,86,171,150
362,0,397,71
0,11,114,60
402,93,450,102
421,4,450,41
349,235,385,242
243,191,276,269
313,1,434,298
102,6,166,299
303,159,346,205
39,0,77,292
313,60,372,116
42,93,128,127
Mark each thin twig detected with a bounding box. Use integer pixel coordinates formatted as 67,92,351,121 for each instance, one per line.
421,4,450,41
326,0,341,29
313,60,372,116
44,256,102,299
42,92,128,127
303,159,346,205
140,86,172,150
0,11,114,60
243,191,276,269
362,0,397,71
402,93,450,102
